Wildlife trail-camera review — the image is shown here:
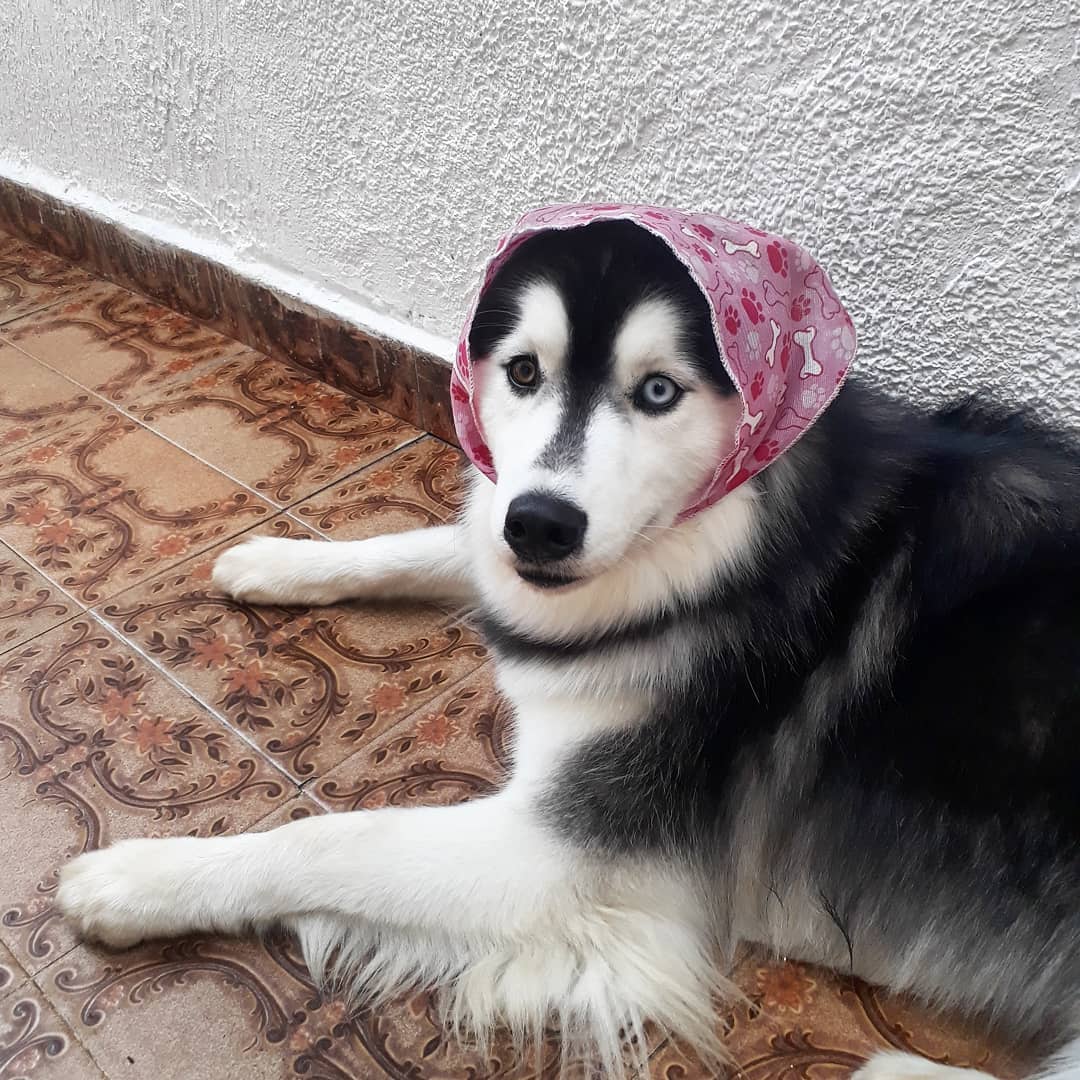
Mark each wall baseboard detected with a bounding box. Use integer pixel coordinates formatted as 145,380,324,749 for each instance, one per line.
0,174,457,445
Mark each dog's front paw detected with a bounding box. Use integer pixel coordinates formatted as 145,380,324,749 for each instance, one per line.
212,536,342,606
57,839,195,949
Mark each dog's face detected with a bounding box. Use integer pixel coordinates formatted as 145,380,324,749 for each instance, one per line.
468,221,741,591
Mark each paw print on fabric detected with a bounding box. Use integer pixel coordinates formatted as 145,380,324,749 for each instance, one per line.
740,288,764,325
754,438,780,462
766,242,789,277
691,222,716,243
750,371,765,399
790,294,812,321
723,305,741,336
472,443,494,470
451,381,469,404
779,336,792,372
692,242,714,264
800,384,828,411
829,324,856,361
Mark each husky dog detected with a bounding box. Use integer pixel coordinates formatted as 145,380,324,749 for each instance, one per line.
58,219,1080,1080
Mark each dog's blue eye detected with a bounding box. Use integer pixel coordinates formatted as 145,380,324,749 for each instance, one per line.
507,355,540,391
635,374,683,413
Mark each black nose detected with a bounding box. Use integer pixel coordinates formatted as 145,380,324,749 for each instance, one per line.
504,493,588,563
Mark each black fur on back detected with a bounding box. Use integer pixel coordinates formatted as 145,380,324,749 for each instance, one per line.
496,380,1080,1042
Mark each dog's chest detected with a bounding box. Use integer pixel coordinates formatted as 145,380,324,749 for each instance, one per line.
494,659,654,793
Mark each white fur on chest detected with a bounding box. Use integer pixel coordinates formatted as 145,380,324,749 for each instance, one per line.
495,658,653,795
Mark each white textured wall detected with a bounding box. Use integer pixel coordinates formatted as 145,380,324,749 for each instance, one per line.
2,0,1078,413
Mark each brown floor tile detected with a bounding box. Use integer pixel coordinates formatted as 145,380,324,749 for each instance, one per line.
0,280,247,405
0,340,109,455
0,239,95,326
0,412,273,603
0,546,80,655
127,350,422,506
0,617,295,974
97,518,488,782
294,435,467,538
37,938,299,1080
313,664,507,810
0,982,105,1078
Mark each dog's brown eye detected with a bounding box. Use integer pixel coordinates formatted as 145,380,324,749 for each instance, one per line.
507,355,540,390
634,374,683,413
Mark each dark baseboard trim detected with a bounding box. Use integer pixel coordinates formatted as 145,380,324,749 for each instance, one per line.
0,175,456,444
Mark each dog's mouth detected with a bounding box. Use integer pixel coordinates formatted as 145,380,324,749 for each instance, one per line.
515,566,585,590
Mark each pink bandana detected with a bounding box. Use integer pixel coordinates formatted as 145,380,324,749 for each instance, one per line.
451,203,856,519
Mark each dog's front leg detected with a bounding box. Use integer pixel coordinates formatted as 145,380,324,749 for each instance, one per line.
57,796,568,949
211,523,473,606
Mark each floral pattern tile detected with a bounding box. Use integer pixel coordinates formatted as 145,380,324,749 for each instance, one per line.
0,546,80,655
293,435,467,539
641,952,1031,1080
0,413,273,603
0,618,295,975
0,983,105,1079
0,340,109,453
0,281,247,405
126,349,422,506
313,665,507,811
97,518,489,782
0,238,95,325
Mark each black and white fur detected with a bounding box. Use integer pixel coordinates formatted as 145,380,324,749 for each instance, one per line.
58,222,1080,1079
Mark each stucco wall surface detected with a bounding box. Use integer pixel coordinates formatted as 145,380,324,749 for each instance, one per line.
1,0,1078,413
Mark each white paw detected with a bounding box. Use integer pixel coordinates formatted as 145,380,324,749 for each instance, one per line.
854,1052,998,1080
212,536,342,606
57,839,198,949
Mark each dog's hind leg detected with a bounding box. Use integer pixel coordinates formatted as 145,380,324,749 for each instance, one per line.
211,524,473,606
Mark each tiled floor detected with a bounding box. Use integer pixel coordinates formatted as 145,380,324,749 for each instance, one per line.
0,233,1031,1079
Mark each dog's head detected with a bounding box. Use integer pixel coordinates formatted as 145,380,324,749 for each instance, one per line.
467,220,743,593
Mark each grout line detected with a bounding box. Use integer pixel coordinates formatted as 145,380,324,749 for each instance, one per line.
240,787,327,829
0,285,91,328
0,538,89,659
281,432,427,523
28,965,113,1080
84,607,302,795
